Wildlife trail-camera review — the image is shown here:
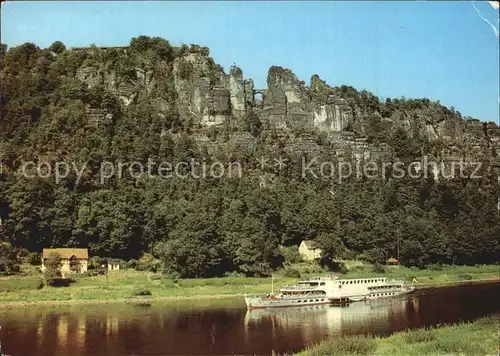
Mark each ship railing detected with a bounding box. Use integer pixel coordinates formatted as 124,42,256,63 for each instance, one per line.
386,279,406,285
280,285,320,290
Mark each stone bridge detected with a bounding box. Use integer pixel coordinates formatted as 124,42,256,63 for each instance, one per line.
252,89,268,106
253,89,268,98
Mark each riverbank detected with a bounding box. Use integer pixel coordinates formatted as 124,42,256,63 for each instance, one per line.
0,264,498,307
297,313,500,356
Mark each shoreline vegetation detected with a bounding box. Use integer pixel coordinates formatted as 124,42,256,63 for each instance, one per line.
297,314,500,356
0,264,498,308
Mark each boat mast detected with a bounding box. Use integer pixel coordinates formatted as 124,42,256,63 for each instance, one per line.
397,236,400,261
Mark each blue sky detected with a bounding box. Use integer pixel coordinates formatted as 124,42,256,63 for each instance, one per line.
1,1,499,123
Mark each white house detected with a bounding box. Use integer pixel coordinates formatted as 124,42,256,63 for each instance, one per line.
299,240,322,261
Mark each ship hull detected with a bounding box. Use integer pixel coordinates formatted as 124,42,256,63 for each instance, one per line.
329,285,415,303
245,295,330,309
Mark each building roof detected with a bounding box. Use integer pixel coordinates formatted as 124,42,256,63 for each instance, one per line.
301,240,320,250
42,248,88,259
386,257,400,263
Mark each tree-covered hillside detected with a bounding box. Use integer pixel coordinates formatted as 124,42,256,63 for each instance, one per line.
1,37,499,277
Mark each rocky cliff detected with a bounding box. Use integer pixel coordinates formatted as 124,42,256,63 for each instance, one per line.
72,46,499,168
4,39,498,171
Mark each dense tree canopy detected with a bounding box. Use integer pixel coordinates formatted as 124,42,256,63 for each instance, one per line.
0,37,498,277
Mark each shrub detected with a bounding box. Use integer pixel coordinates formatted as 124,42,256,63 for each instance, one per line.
331,261,349,274
283,268,301,278
0,242,21,274
43,252,62,285
254,263,272,277
279,245,302,264
48,278,75,287
134,289,152,296
165,271,181,281
372,262,386,273
137,253,163,272
49,41,66,54
125,259,138,269
88,256,107,270
27,252,41,266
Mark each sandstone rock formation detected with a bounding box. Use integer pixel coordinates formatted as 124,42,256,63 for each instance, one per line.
72,47,499,171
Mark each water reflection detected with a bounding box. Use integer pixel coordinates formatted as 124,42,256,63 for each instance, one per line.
244,296,414,347
0,282,498,355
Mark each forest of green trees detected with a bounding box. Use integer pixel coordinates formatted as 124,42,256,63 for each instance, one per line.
1,37,499,277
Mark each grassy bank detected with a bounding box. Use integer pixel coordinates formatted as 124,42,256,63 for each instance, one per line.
298,314,500,356
0,264,498,306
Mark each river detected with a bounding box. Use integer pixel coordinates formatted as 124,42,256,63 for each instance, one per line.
1,282,499,355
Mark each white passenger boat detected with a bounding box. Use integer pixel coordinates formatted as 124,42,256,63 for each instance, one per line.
245,277,330,309
244,276,415,309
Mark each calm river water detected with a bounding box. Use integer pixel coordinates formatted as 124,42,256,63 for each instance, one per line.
1,282,499,355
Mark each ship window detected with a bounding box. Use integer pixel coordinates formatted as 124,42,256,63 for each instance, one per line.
310,300,313,302
315,299,319,302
